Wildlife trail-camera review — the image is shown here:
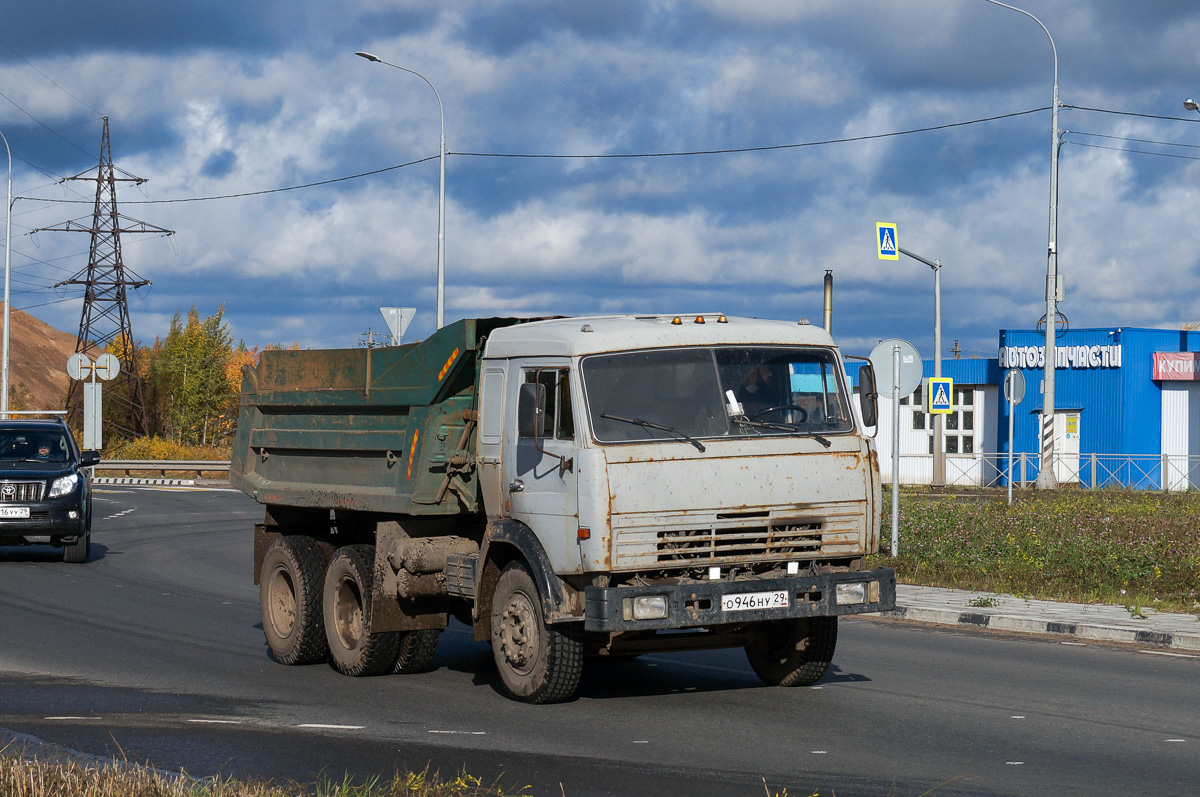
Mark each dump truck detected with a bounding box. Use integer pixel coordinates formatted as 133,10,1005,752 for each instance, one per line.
231,314,895,703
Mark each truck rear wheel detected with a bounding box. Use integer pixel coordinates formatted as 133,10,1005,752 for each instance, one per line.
392,629,440,674
323,545,400,677
261,535,330,665
745,617,838,687
491,561,583,704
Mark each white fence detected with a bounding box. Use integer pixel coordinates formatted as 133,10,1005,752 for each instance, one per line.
884,452,1200,491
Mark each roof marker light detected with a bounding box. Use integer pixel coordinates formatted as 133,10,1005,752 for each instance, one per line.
694,316,705,324
671,317,682,325
717,315,728,323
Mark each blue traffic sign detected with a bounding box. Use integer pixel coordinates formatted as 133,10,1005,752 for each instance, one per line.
928,377,953,414
876,222,898,260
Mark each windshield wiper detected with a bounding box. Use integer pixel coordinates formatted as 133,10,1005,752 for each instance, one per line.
733,418,832,448
600,413,706,452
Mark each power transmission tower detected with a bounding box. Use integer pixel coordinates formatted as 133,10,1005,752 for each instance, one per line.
38,116,173,438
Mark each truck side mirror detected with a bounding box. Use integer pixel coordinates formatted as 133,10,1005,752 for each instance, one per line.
518,382,546,439
858,363,879,428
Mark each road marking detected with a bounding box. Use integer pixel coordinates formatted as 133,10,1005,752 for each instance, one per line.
1005,761,1024,765
1166,739,1186,743
1139,650,1198,659
633,740,649,744
811,751,827,755
429,730,486,735
1011,715,1025,719
298,723,364,730
45,716,99,720
188,719,243,725
1060,641,1087,646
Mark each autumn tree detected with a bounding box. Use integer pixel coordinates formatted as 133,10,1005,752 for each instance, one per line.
145,305,238,445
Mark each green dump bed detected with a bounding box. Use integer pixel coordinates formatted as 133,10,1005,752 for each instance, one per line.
230,318,523,516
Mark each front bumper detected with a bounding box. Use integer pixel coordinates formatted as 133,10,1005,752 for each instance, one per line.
583,567,896,632
0,498,87,545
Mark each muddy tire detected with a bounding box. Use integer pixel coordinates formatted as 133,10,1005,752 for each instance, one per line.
745,617,837,687
391,629,440,674
323,545,400,677
260,535,330,665
491,561,583,704
63,529,90,564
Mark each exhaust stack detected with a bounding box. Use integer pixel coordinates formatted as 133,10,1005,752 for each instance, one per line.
822,270,833,335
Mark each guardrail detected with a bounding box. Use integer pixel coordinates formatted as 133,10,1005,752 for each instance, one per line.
94,460,231,478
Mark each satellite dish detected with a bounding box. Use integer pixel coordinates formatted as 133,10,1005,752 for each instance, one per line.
67,353,91,381
869,338,923,397
94,353,121,381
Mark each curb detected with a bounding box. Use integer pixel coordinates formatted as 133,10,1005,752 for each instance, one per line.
883,606,1200,653
93,477,196,486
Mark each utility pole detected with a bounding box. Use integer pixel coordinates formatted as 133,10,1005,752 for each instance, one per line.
36,117,173,438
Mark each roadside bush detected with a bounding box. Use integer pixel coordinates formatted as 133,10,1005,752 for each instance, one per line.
872,489,1200,612
103,435,233,461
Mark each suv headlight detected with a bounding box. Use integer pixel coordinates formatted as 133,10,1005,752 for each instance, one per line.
49,473,80,498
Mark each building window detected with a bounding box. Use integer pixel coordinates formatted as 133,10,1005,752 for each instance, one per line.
957,388,974,406
946,413,959,431
962,436,974,454
963,410,974,431
946,436,959,454
913,411,925,430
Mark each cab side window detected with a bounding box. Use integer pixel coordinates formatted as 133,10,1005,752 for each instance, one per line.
524,369,574,441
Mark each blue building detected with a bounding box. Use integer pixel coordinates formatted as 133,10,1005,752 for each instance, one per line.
869,327,1200,490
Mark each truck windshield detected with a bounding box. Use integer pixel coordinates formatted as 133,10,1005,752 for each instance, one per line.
582,347,853,444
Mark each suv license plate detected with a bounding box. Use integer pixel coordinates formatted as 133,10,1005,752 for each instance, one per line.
721,590,789,612
0,506,30,519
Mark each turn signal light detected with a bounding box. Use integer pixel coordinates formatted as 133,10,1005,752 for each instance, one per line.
694,316,705,324
577,527,591,540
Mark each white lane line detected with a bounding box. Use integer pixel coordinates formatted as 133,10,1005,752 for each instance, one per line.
1166,739,1187,743
1011,715,1026,719
1005,761,1024,765
1060,641,1087,646
1139,650,1199,659
188,719,243,725
298,723,364,730
44,716,99,720
428,730,487,735
811,751,827,755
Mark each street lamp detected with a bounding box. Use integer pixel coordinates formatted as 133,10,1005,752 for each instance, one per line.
1,129,11,419
982,0,1061,489
356,51,447,330
898,247,945,485
1185,99,1200,114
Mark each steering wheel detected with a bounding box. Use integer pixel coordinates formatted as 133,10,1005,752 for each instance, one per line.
748,405,808,422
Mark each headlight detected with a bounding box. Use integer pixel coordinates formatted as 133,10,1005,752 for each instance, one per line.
622,595,669,621
835,581,881,605
49,473,80,498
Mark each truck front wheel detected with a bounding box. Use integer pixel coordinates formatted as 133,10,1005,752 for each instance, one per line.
745,617,838,687
323,544,400,676
261,535,330,665
491,562,583,704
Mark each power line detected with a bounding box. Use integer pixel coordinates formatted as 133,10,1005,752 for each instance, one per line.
18,155,442,205
1063,105,1200,123
1065,130,1200,151
1067,140,1200,162
0,35,104,117
452,107,1050,159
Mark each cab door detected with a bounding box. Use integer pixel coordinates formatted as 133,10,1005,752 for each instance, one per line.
503,364,581,572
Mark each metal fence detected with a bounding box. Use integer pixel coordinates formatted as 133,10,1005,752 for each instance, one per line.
886,452,1200,491
95,460,231,478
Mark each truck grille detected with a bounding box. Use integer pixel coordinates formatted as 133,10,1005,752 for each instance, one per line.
0,482,44,502
611,501,865,570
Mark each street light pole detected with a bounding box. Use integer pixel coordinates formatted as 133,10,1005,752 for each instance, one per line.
356,51,447,329
0,130,11,419
983,0,1060,489
898,247,944,485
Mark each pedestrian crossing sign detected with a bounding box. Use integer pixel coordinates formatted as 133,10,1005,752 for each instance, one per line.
928,377,953,414
876,222,898,260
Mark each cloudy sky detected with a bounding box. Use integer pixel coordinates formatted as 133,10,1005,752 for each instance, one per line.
2,0,1199,361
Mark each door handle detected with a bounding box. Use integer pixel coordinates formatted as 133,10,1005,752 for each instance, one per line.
508,480,525,493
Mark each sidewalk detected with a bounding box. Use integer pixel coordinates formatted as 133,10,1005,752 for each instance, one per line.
884,584,1200,653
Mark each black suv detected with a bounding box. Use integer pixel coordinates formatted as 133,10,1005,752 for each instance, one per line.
0,418,99,563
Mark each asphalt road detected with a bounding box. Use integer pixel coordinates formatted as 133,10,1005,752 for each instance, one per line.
0,485,1196,796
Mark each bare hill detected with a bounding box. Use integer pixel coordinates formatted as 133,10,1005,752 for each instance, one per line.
3,305,78,410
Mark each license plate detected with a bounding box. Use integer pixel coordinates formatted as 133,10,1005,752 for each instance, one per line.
721,590,789,612
0,506,30,519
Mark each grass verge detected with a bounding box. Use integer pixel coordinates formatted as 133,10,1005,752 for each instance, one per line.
0,749,530,797
871,488,1200,614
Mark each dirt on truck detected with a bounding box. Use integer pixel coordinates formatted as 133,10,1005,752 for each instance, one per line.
230,314,895,703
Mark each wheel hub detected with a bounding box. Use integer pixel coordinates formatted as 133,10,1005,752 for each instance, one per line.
267,567,297,637
499,593,538,673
